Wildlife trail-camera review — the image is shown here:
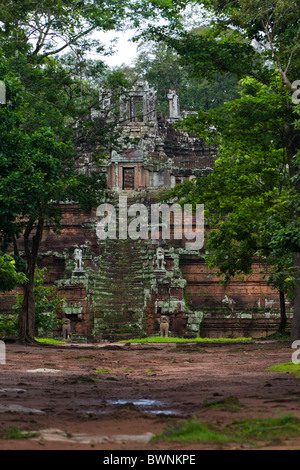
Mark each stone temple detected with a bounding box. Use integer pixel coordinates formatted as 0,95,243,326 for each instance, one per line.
1,80,292,341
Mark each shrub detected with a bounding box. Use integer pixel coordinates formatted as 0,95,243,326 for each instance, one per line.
12,267,64,335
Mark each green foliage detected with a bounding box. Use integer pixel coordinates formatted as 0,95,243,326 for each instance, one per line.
164,76,299,297
0,74,77,245
2,427,38,440
149,0,300,88
230,414,300,442
153,417,229,444
36,338,66,344
0,0,188,341
12,267,64,334
197,0,300,78
0,0,185,61
0,314,19,337
154,414,300,445
118,336,252,343
133,41,240,114
0,253,26,292
0,21,111,340
267,362,300,377
150,0,299,335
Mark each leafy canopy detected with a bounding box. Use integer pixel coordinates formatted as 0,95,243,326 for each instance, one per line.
165,76,299,295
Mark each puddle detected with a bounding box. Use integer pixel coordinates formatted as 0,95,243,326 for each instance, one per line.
27,368,62,374
107,399,164,407
107,398,180,416
75,398,180,417
146,410,181,415
0,388,26,395
81,409,106,416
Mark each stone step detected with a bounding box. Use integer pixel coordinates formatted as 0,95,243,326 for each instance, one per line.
92,295,145,304
92,290,145,296
93,309,144,314
93,304,145,311
97,267,145,274
101,264,147,269
93,297,144,303
100,258,146,265
99,258,144,263
92,285,146,292
92,275,146,283
92,239,150,333
93,291,145,298
92,277,145,290
92,296,145,304
92,283,146,292
92,281,146,288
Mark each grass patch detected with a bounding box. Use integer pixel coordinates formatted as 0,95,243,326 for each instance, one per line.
68,375,98,384
152,418,229,445
267,362,300,378
94,368,115,373
118,336,252,344
36,338,66,344
203,395,241,410
264,331,291,341
153,414,300,447
2,427,39,439
228,414,300,442
76,356,94,361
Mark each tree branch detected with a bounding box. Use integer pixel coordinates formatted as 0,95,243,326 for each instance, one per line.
285,42,300,76
36,26,96,59
261,16,295,92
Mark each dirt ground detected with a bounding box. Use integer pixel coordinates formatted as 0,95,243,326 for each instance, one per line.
0,339,299,452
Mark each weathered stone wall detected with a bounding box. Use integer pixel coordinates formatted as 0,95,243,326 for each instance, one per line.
0,197,292,339
42,194,292,338
0,83,293,339
180,254,292,337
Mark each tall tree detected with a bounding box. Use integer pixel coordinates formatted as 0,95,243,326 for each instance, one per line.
0,0,185,61
134,41,240,114
0,0,187,342
150,0,300,338
166,76,298,331
0,253,26,293
0,72,106,342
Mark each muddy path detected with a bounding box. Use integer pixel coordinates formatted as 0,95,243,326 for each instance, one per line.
0,340,299,451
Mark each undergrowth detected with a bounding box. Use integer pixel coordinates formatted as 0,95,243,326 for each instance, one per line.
153,414,300,447
267,362,300,378
118,336,252,344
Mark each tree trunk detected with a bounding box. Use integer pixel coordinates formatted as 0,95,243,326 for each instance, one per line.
18,274,36,342
278,290,287,333
284,123,300,341
18,218,44,343
291,252,300,341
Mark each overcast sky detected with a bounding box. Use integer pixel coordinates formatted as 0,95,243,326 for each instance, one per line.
101,30,139,67
87,4,208,68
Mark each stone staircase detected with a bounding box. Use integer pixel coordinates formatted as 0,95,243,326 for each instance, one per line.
90,238,152,336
